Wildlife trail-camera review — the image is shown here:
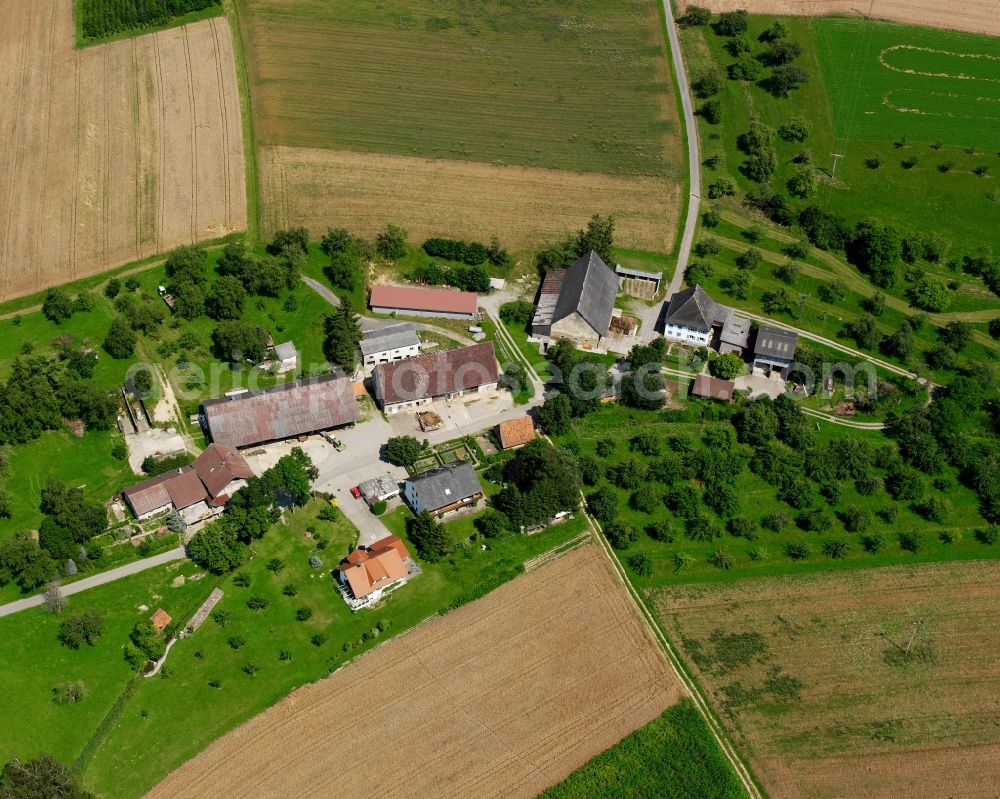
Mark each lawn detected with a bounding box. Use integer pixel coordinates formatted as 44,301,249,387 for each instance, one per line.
679,15,1000,287
0,429,134,544
235,0,679,177
79,497,583,797
0,557,212,770
814,19,999,147
539,699,745,799
558,403,995,587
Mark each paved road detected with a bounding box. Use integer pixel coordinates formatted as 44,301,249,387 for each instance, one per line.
661,0,701,301
0,547,187,618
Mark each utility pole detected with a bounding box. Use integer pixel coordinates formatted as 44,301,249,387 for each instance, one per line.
830,153,844,180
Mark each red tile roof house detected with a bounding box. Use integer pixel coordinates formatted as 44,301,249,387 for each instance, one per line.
371,342,499,414
121,444,254,522
369,284,480,320
200,374,360,448
336,535,414,611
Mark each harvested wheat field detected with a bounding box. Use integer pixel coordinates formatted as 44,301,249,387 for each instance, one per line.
260,146,680,253
681,0,999,36
654,561,1000,799
148,545,681,798
0,0,245,301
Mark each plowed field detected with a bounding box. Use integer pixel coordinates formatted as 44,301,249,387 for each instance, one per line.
260,146,681,253
0,0,245,301
147,545,681,798
654,560,1000,799
681,0,998,36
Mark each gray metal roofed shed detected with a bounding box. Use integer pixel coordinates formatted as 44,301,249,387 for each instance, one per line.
719,313,750,354
552,251,618,338
358,473,401,505
201,374,360,448
360,323,419,358
403,462,483,515
754,324,799,363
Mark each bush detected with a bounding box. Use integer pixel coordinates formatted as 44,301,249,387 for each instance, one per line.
227,635,245,650
715,9,749,36
778,119,808,142
52,681,86,705
246,596,269,611
708,549,734,570
265,558,284,574
499,300,534,326
295,607,313,621
678,4,711,26
974,526,999,545
370,500,387,516
822,540,849,559
898,531,922,553
603,521,638,551
627,552,653,577
707,178,736,199
310,633,328,647
785,542,810,560
58,610,104,649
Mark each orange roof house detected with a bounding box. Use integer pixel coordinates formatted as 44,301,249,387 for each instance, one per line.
497,416,535,449
151,608,172,631
336,535,411,606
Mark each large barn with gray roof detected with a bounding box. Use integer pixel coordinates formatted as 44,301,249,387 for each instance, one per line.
531,251,618,348
200,375,360,448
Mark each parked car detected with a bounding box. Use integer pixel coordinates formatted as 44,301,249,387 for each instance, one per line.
350,486,362,499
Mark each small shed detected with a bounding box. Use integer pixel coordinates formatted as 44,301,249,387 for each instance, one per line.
151,608,172,631
272,341,298,374
691,374,735,402
497,416,535,449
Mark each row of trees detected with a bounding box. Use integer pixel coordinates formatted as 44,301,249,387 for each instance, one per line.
536,214,616,270
80,0,218,39
422,236,510,268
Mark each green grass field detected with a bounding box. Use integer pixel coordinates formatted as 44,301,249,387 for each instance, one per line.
680,15,1000,283
539,699,745,799
0,558,211,769
814,19,1000,147
235,0,679,177
557,404,995,587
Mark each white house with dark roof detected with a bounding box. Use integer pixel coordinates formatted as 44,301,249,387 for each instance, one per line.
531,251,619,349
663,284,726,346
404,463,483,516
360,323,420,367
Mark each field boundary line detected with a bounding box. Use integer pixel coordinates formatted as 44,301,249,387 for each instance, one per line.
523,530,591,572
223,0,261,239
181,25,199,242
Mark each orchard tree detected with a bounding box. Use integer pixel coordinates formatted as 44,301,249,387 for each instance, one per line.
536,393,572,436
205,276,247,321
709,352,744,380
103,317,136,359
375,224,408,260
847,220,902,288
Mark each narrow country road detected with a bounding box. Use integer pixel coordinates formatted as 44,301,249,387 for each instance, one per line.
0,547,187,618
661,0,701,300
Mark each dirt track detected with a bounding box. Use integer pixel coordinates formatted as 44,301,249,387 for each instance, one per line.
259,145,681,254
147,545,681,798
682,0,999,36
0,1,246,301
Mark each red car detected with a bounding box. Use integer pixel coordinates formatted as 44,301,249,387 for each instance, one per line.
349,486,362,499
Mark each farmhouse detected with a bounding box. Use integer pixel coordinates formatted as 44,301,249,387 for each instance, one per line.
690,374,736,402
369,285,479,320
358,474,401,506
663,284,728,346
531,251,618,348
497,416,535,450
336,535,414,610
360,323,420,367
200,375,360,448
753,325,799,377
121,444,253,522
371,342,499,414
337,537,411,603
404,463,483,516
